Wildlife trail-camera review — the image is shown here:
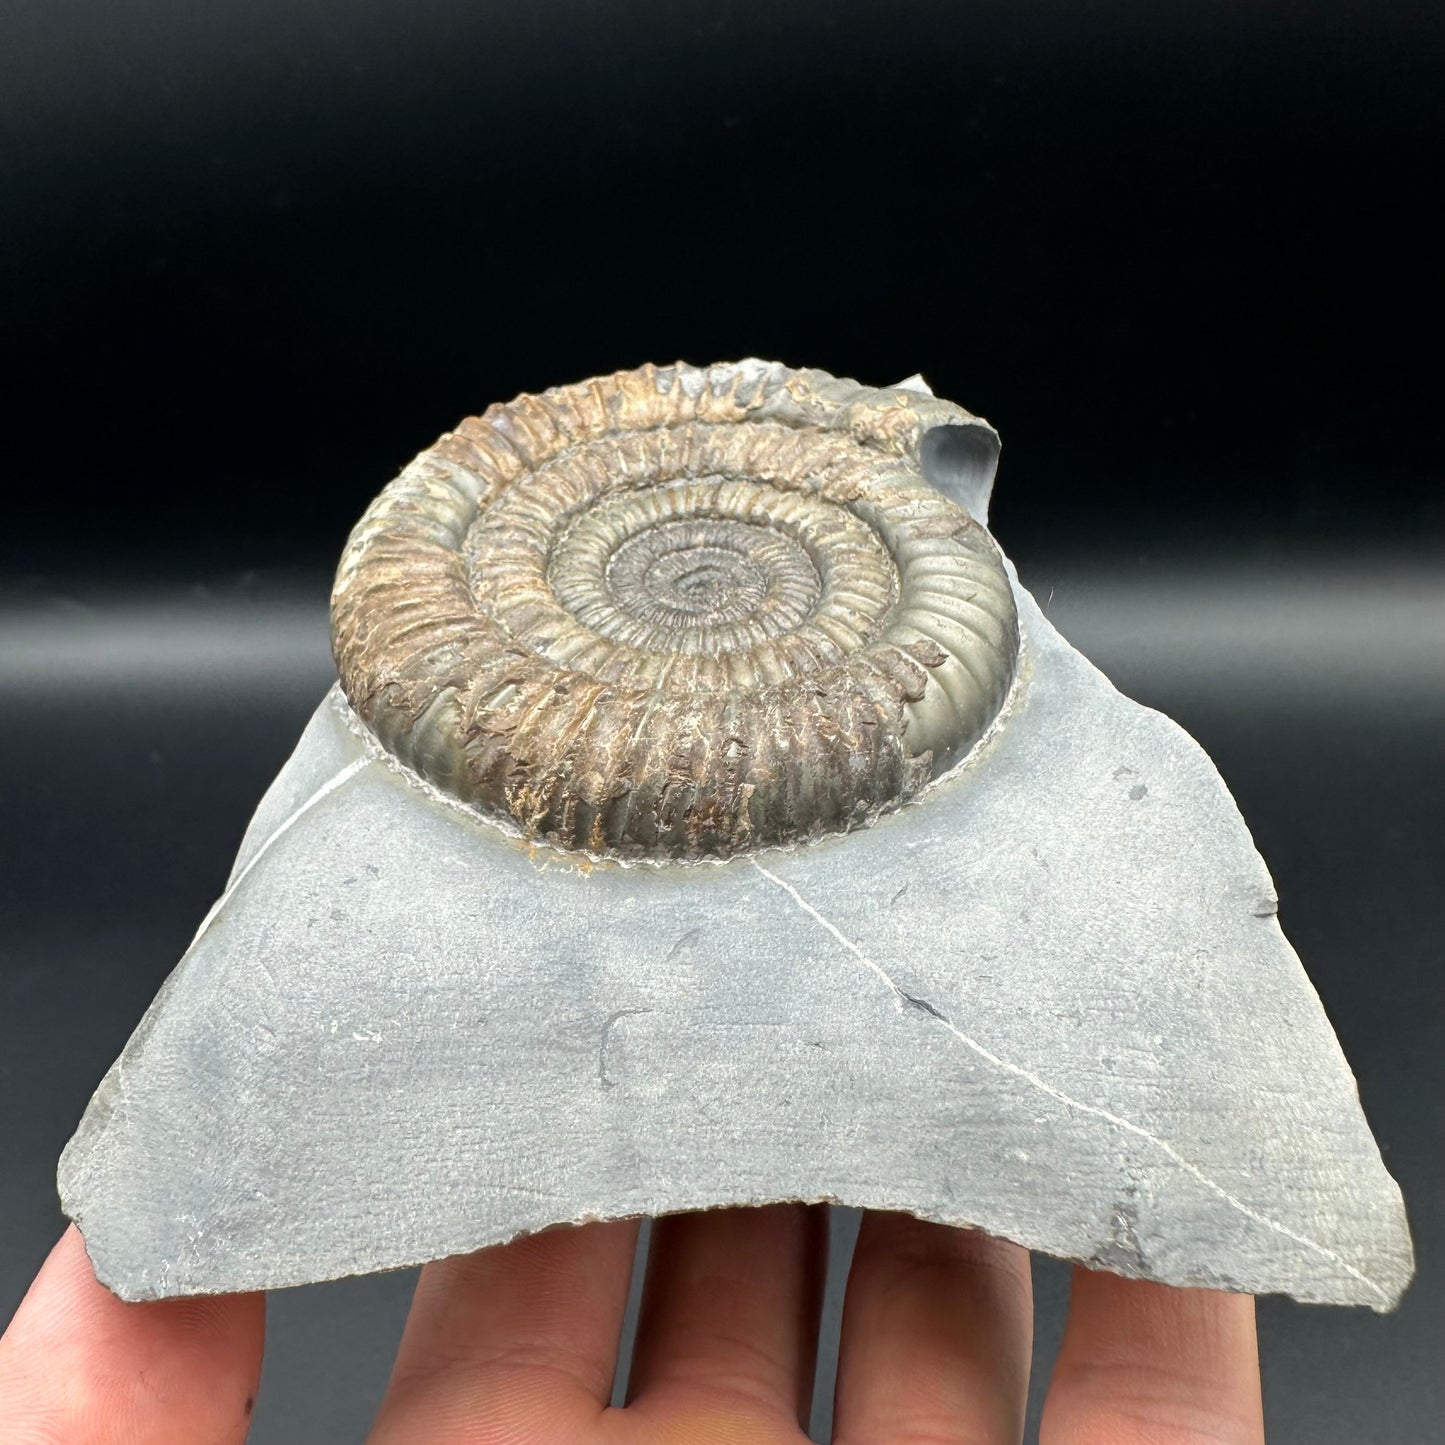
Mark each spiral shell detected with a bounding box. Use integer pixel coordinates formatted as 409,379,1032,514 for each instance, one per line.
331,360,1019,859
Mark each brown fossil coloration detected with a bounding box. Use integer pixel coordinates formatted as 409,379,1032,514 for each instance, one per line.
331,360,1020,858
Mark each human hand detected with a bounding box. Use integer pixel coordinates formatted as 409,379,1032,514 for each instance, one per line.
0,1206,1263,1443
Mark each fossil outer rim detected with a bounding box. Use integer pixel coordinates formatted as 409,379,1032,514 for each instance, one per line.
330,359,1021,859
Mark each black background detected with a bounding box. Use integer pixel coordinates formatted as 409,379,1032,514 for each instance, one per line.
1,2,1441,1441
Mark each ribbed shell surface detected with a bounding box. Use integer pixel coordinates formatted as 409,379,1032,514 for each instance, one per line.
331,360,1020,858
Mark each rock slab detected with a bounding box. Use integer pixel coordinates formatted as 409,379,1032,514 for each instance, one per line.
58,565,1415,1308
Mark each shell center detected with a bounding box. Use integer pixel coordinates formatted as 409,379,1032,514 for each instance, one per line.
523,501,824,656
603,516,819,644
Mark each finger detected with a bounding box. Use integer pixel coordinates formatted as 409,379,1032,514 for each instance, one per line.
626,1203,826,1433
1040,1268,1263,1445
832,1212,1033,1445
367,1218,640,1445
0,1225,265,1445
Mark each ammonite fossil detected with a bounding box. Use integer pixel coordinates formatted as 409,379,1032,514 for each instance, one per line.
332,361,1019,858
60,360,1412,1313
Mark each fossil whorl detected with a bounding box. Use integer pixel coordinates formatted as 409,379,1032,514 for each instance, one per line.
331,360,1020,859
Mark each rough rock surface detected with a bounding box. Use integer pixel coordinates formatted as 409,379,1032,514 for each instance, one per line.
58,566,1414,1308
